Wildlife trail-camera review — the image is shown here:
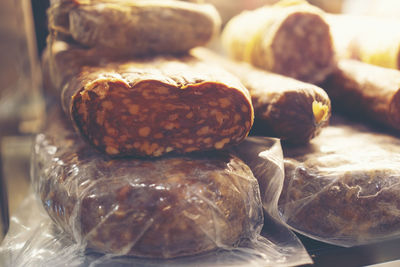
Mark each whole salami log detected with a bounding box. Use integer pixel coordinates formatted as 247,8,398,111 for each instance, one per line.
32,111,264,258
321,59,400,132
61,55,254,157
221,0,335,83
47,0,220,56
192,48,331,144
280,118,400,246
327,14,400,70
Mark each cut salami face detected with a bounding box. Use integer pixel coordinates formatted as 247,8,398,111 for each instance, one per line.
48,0,220,56
62,56,254,157
192,48,331,145
221,0,335,84
32,110,263,258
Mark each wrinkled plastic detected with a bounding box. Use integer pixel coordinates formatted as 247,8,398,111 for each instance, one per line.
33,115,266,259
0,115,311,266
279,118,400,247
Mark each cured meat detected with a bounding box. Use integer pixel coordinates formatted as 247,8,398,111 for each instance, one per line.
32,111,263,258
47,0,220,56
42,40,124,91
47,0,78,36
41,40,93,92
327,14,400,70
280,119,400,246
61,55,254,157
321,59,400,132
221,0,335,83
192,48,331,144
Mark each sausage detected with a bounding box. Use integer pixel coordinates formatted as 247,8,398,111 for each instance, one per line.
199,0,272,25
48,0,220,56
47,0,78,37
32,110,264,258
321,59,400,132
41,40,87,93
42,41,254,157
61,55,254,157
327,14,400,70
280,118,400,246
42,40,117,92
192,48,331,144
221,0,335,83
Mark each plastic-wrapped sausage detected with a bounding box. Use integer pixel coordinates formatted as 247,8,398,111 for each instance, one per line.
221,0,335,83
280,118,400,246
321,59,400,132
192,48,331,144
61,54,254,157
31,110,263,258
327,14,400,70
47,0,220,56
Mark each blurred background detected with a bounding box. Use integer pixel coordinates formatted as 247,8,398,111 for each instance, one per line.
0,0,47,240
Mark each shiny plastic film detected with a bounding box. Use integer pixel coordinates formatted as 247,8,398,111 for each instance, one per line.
0,111,311,266
280,117,400,247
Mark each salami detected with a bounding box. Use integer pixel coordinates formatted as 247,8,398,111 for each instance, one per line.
321,59,400,132
42,40,125,92
61,55,254,157
192,48,331,144
42,40,94,92
47,0,220,56
47,0,78,37
32,110,263,258
280,119,400,246
327,14,400,70
221,0,335,83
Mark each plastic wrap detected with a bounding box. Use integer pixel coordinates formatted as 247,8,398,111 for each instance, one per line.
0,112,312,266
279,117,400,247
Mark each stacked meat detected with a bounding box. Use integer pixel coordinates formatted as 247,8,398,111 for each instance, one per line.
36,0,263,259
33,0,400,261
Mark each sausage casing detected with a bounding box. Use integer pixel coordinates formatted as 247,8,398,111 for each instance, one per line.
192,48,331,144
48,0,220,56
221,0,335,83
321,59,400,131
